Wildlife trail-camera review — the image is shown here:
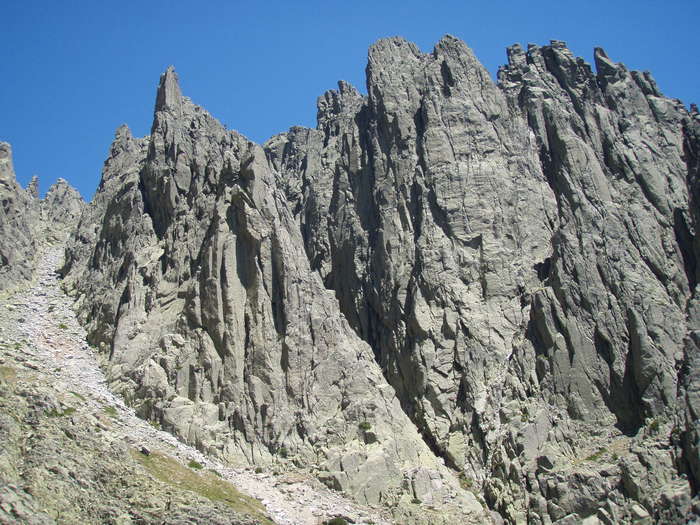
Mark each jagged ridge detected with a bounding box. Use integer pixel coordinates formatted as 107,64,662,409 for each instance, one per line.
61,66,486,524
0,142,84,290
60,36,700,524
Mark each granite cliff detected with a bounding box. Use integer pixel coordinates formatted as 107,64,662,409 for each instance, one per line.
0,142,84,290
58,36,700,524
61,65,484,524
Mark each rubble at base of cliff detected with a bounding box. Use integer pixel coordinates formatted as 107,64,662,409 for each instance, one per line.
2,34,700,524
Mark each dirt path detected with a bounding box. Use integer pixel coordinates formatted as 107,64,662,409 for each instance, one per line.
0,244,390,525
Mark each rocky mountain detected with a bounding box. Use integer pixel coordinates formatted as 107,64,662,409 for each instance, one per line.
56,36,700,524
60,67,485,524
0,142,84,291
267,36,700,523
0,142,38,290
0,246,280,525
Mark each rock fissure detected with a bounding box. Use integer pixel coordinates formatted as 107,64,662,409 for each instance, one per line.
2,34,699,525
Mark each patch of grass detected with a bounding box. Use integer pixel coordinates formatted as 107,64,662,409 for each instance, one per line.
69,391,86,402
103,406,118,418
255,466,263,474
458,472,473,490
358,421,371,431
130,450,274,524
46,407,76,417
520,407,529,422
649,418,660,432
58,323,68,330
150,420,161,430
324,519,349,525
48,305,55,313
585,448,606,462
0,365,17,385
13,342,21,350
188,460,204,470
277,446,288,458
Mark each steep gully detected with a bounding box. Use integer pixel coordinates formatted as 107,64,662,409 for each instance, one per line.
17,34,700,524
0,243,390,525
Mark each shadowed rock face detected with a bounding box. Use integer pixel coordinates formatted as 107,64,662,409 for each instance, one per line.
268,36,700,523
0,142,84,290
63,37,700,524
0,141,35,288
61,67,487,524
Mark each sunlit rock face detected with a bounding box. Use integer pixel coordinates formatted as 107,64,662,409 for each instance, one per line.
63,37,700,524
0,141,84,290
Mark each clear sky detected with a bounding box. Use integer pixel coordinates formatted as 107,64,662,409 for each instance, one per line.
2,0,698,200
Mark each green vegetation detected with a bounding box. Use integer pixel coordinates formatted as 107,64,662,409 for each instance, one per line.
150,420,161,430
458,472,473,490
13,342,21,350
0,365,17,385
358,421,371,431
323,519,349,525
58,323,68,330
69,391,86,402
188,460,204,470
255,466,263,474
46,407,76,417
649,418,660,432
411,498,422,505
0,365,16,379
585,448,606,462
103,405,118,418
520,406,529,422
277,446,288,458
48,304,55,312
130,450,274,524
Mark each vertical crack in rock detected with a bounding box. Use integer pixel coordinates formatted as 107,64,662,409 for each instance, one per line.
55,36,700,524
268,36,700,523
62,63,488,524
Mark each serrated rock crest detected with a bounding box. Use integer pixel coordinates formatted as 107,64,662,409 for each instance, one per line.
60,38,700,524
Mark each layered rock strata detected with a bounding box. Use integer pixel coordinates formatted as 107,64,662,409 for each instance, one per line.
62,37,700,524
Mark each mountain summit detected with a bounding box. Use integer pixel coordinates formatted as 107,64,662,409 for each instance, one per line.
3,35,698,524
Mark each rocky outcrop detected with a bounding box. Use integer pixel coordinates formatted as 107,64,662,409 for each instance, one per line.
267,36,700,523
0,142,84,291
0,350,267,525
40,178,84,244
61,68,487,524
62,37,700,524
0,142,38,290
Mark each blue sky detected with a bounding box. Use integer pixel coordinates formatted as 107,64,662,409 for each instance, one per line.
2,0,698,199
